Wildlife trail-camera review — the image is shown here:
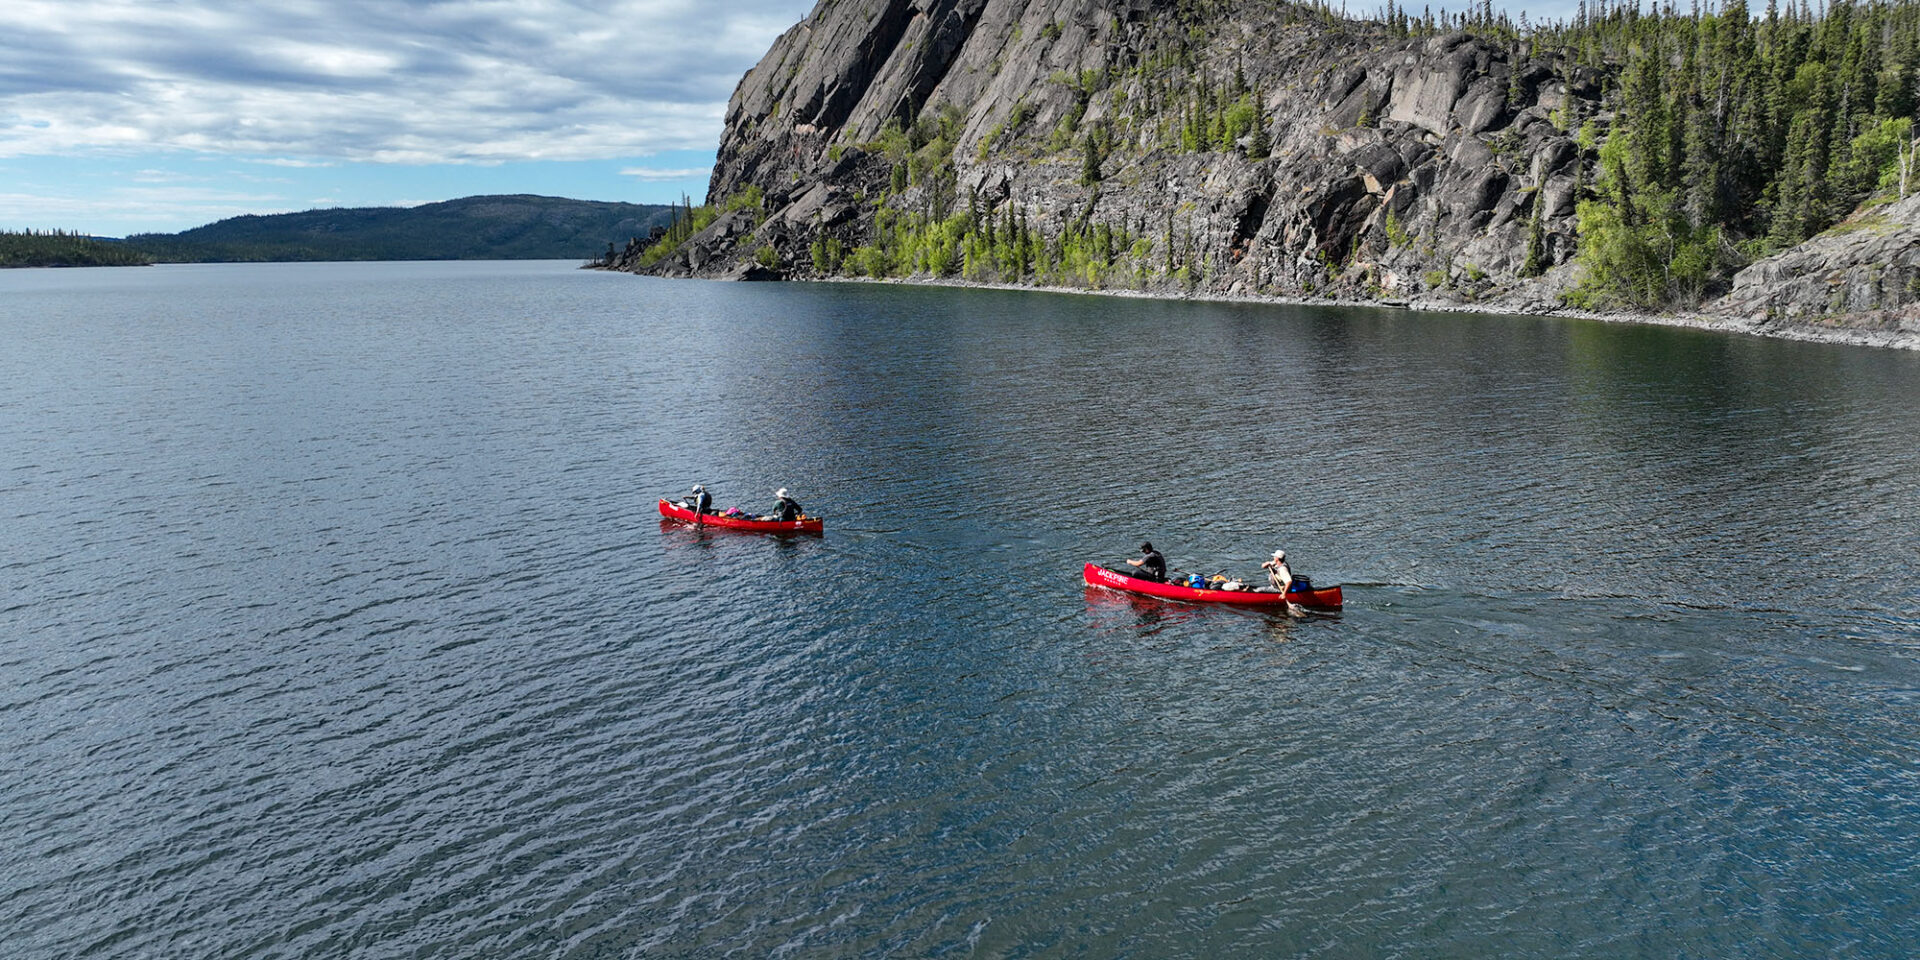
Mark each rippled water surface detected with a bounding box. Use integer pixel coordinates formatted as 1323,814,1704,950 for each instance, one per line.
5,260,1919,958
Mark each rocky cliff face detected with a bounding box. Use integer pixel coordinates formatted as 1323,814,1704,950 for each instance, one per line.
616,0,1918,337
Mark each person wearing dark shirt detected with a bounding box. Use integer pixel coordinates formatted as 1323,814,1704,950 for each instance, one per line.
689,484,712,516
1127,541,1167,582
773,487,803,522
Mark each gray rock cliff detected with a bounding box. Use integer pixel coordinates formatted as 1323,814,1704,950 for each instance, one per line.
616,0,1918,337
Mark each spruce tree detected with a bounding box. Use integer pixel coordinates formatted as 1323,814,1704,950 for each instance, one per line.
1521,193,1549,276
1246,111,1272,159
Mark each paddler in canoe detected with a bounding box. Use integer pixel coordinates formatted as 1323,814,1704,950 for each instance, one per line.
1124,541,1167,582
771,488,804,522
673,484,763,521
1259,548,1338,606
686,484,713,517
1261,550,1292,591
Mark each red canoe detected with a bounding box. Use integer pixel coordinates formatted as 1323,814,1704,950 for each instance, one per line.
1082,562,1343,609
658,498,823,534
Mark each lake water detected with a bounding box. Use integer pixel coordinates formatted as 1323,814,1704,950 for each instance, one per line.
4,260,1918,958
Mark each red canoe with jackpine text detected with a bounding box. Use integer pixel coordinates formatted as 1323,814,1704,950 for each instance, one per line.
1082,562,1343,608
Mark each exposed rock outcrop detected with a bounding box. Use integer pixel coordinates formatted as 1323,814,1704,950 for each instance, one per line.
616,0,1919,343
1708,193,1920,333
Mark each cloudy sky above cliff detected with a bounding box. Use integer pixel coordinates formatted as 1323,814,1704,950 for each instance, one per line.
0,0,816,235
1,0,1578,236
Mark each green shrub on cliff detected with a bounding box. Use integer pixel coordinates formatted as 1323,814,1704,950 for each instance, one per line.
821,196,1158,291
1567,132,1727,308
638,195,716,267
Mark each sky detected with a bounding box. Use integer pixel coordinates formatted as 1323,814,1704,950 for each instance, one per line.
0,0,816,236
1,0,1579,237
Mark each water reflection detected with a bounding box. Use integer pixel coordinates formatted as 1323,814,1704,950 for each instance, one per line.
655,517,713,546
1080,585,1304,641
1083,584,1200,633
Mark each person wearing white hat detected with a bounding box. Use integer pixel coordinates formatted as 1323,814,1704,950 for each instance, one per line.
689,484,712,517
772,487,804,522
1261,549,1293,592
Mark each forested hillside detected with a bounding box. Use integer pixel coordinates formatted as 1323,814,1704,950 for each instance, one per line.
1523,0,1919,307
1,230,152,267
127,195,677,262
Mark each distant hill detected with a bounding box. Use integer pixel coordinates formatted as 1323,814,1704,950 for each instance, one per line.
125,195,679,262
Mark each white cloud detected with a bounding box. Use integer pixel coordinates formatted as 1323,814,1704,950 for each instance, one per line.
0,184,292,232
0,0,813,164
619,166,710,181
132,168,205,183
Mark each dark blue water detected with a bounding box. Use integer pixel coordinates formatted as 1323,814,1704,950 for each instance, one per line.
4,260,1918,958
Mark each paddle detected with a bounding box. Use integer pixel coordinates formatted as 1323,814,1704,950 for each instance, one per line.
666,491,699,526
1279,568,1305,616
